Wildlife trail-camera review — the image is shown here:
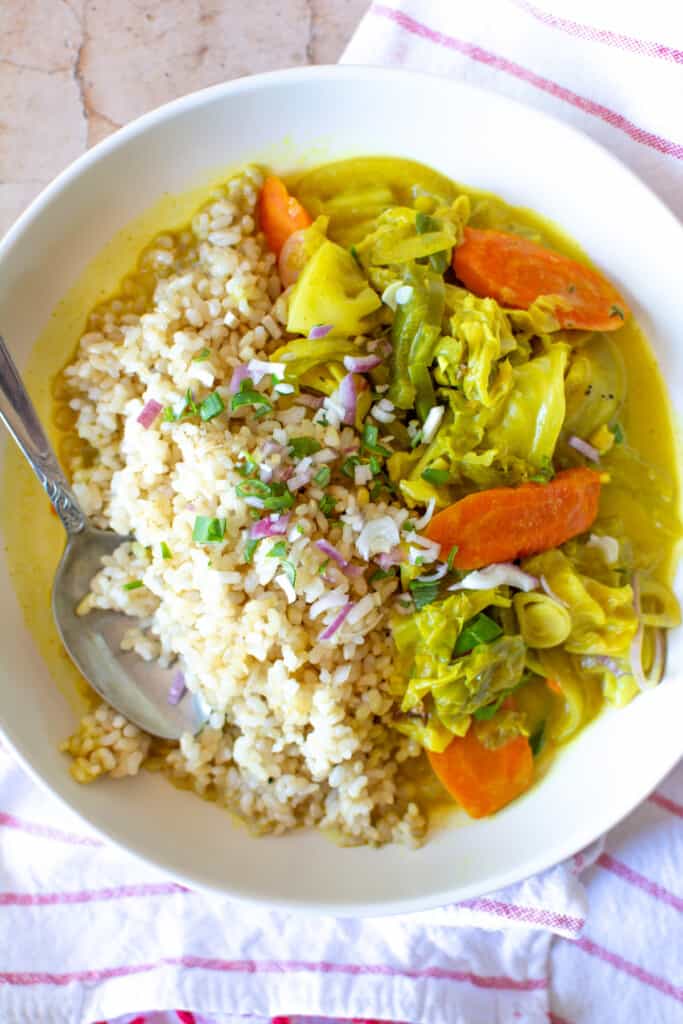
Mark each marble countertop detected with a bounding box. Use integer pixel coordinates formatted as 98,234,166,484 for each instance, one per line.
0,0,368,236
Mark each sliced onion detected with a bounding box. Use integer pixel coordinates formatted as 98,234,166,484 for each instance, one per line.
278,228,306,287
287,468,312,492
247,358,285,384
629,573,664,691
319,601,354,640
413,498,436,531
249,513,290,540
167,670,186,706
540,574,569,607
309,323,333,340
356,516,401,561
228,364,250,394
316,538,363,577
449,562,539,593
416,562,449,583
137,399,162,429
568,435,600,463
343,354,382,373
421,405,444,444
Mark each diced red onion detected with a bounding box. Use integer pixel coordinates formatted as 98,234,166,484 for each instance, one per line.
319,601,354,640
449,562,539,592
228,364,250,394
375,546,404,570
137,399,162,429
167,670,186,706
540,574,569,607
247,358,285,384
309,323,333,340
568,435,601,463
249,513,290,539
343,354,382,373
297,392,324,409
335,373,365,426
287,468,312,492
316,539,363,577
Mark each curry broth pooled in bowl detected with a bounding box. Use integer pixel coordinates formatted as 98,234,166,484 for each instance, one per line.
54,156,680,845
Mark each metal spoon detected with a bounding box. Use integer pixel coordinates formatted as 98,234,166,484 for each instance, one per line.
0,335,206,739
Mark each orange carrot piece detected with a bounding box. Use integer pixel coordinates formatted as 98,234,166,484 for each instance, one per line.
546,678,563,695
258,176,312,256
428,729,534,819
426,467,601,570
453,226,629,331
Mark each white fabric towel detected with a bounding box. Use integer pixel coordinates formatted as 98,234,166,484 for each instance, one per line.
1,2,682,1022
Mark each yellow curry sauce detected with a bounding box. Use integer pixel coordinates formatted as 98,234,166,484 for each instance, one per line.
1,156,680,822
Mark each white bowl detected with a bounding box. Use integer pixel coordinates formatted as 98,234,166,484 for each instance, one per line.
0,66,681,915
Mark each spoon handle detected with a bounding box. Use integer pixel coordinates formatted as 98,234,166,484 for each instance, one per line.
0,335,86,535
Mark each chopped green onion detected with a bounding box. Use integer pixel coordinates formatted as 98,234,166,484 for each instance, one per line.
289,436,322,459
421,467,450,486
123,579,144,591
429,251,450,275
263,484,295,512
244,538,260,563
453,612,502,656
409,577,440,610
446,544,459,571
349,244,362,268
612,423,624,444
314,465,331,487
238,454,259,477
192,515,227,543
363,423,379,448
267,540,287,559
609,304,625,320
369,455,382,476
231,378,273,414
319,494,337,517
529,456,555,484
199,391,225,421
193,348,211,362
341,456,360,478
163,406,176,422
236,479,271,499
410,429,423,449
318,558,330,575
160,541,173,560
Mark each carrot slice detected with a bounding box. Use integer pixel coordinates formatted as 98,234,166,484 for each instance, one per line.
428,729,534,818
453,227,629,331
426,467,601,570
258,176,312,256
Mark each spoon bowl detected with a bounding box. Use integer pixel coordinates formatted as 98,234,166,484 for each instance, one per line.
0,334,205,740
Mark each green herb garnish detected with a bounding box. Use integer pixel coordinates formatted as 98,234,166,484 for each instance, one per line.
289,436,322,459
160,541,173,560
267,540,296,587
611,423,624,444
199,391,225,421
267,540,287,559
609,304,625,320
263,483,295,512
473,694,507,721
446,544,459,571
314,465,331,487
319,494,337,517
453,612,503,656
238,454,259,478
341,456,360,478
415,211,440,234
193,348,211,361
192,515,227,543
231,378,273,415
123,580,144,591
318,558,330,575
361,422,391,457
244,537,260,563
236,479,271,500
409,577,440,611
421,467,450,486
370,568,396,583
